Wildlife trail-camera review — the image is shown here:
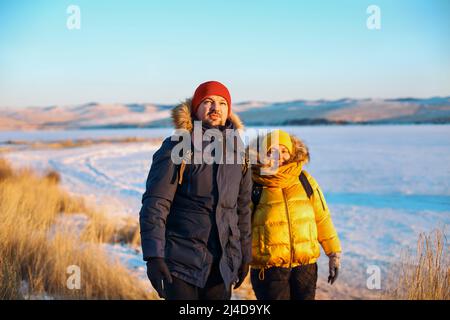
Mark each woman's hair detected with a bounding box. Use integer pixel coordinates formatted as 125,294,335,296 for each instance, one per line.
287,135,310,164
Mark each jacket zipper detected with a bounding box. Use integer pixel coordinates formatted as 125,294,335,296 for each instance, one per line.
187,164,192,194
282,189,293,268
317,188,326,211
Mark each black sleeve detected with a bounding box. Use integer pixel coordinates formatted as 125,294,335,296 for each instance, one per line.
139,138,178,260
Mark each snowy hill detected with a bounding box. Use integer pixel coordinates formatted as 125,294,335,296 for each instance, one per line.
1,97,450,130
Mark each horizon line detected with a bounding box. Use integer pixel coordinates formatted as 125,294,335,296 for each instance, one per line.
1,94,450,109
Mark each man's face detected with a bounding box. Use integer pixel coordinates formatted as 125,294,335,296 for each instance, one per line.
195,95,229,126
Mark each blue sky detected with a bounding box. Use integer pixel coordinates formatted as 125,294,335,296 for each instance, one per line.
0,0,449,107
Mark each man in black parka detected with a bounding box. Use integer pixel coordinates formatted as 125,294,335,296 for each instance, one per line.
139,81,252,300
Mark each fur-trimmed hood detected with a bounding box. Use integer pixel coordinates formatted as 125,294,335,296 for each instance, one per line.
171,98,244,132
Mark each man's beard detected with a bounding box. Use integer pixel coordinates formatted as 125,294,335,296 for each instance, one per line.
204,112,223,126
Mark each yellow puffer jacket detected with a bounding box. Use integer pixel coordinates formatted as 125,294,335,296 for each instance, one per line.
251,139,341,269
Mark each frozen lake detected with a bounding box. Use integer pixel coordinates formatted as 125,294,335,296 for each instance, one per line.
3,124,449,297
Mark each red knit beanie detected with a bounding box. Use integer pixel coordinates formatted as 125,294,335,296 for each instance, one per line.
191,81,232,117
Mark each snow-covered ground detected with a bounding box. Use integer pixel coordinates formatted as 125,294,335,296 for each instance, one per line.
2,125,449,299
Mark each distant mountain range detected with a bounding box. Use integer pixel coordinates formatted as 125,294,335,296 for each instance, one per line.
1,97,450,130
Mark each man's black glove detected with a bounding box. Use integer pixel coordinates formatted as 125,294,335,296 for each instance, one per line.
233,263,250,289
146,257,173,298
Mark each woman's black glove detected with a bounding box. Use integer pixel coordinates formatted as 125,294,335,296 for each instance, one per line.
146,258,173,298
327,253,341,285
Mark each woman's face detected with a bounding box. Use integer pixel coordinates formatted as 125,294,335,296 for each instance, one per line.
267,144,291,167
195,95,229,126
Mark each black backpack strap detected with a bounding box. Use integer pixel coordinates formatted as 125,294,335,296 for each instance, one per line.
251,182,263,215
299,171,313,199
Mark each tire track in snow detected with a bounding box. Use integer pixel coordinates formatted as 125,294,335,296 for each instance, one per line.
5,142,160,217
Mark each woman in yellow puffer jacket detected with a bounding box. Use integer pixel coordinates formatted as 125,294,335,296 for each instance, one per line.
250,129,342,300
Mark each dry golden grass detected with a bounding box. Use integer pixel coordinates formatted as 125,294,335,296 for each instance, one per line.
0,259,23,299
0,158,152,300
0,158,14,180
385,228,449,300
80,210,141,246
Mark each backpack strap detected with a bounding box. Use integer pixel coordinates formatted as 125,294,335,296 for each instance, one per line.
177,150,193,185
242,156,250,177
251,182,263,215
299,171,313,199
178,161,187,184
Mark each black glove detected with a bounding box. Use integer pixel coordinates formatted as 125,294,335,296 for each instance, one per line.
233,263,250,289
146,258,173,298
327,253,341,285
